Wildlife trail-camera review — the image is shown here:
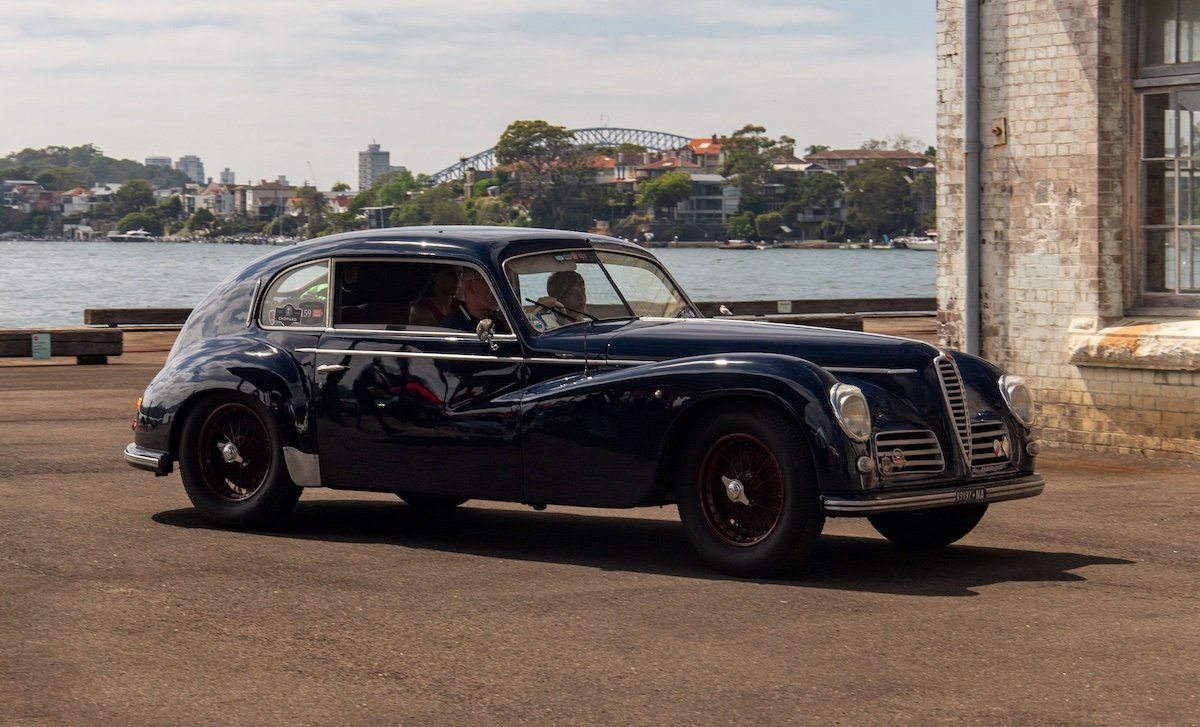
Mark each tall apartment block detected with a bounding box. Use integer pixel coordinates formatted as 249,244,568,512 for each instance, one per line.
175,155,205,184
144,156,172,169
220,168,236,185
358,143,391,191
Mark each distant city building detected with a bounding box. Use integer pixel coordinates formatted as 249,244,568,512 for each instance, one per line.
358,142,406,191
175,155,205,184
219,168,236,185
144,156,172,169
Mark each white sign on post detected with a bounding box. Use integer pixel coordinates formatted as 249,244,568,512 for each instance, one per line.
777,300,793,314
31,333,51,360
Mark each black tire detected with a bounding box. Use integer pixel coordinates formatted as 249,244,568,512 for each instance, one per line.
178,392,301,528
395,493,469,510
867,503,988,546
676,407,825,577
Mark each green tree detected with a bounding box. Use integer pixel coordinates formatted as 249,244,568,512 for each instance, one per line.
330,181,351,192
155,195,184,223
295,185,327,234
843,160,912,238
113,179,156,217
473,196,511,225
720,124,789,214
636,171,693,219
804,144,830,156
911,170,936,232
186,208,216,232
494,119,597,229
798,172,843,212
727,211,756,240
755,211,784,241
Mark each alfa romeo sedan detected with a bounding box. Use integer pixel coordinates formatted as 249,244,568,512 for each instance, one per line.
125,226,1044,577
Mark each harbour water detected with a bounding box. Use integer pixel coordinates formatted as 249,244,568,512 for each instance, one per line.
1,240,935,329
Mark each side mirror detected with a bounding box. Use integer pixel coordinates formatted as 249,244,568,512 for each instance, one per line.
476,318,498,351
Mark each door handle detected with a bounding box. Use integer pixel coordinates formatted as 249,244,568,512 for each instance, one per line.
316,364,349,374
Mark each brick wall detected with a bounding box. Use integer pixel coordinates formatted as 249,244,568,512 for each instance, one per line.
936,0,1200,459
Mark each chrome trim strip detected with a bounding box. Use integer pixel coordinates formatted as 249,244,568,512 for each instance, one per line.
283,447,322,487
820,474,1044,515
297,347,652,367
246,277,262,328
123,443,172,475
826,367,918,375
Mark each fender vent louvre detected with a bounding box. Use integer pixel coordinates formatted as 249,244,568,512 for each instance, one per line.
874,429,945,477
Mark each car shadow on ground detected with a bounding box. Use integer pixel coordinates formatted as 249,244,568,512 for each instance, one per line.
154,500,1133,597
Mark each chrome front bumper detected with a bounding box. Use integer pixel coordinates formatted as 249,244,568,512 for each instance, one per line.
123,443,173,476
821,474,1044,515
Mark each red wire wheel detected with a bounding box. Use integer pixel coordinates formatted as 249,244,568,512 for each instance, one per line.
676,407,824,577
195,402,273,503
696,432,786,546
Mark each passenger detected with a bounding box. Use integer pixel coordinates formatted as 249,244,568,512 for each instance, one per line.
441,267,511,334
409,265,462,327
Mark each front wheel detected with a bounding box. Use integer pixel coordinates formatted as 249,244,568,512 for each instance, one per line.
676,407,824,577
867,504,988,546
178,393,301,528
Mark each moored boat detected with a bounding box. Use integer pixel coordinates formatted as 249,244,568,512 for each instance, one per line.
106,228,157,242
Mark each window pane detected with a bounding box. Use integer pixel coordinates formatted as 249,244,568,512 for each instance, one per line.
1144,94,1172,158
1183,0,1200,63
1181,90,1200,156
1144,0,1176,66
1182,230,1200,291
260,261,329,327
1144,161,1176,225
1144,229,1174,292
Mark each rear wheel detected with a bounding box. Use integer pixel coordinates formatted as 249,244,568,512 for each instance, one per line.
178,393,301,528
396,493,468,510
676,407,824,577
867,504,988,546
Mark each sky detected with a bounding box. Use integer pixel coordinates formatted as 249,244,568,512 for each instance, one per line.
0,1,936,190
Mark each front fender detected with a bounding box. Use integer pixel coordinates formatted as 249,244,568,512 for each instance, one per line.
516,352,867,507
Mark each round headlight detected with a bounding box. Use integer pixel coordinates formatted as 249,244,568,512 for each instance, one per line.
830,383,872,442
999,374,1036,428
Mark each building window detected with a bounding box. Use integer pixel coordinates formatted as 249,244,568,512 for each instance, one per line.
1136,0,1200,308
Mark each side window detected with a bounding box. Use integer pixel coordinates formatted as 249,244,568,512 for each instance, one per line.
334,260,487,331
259,260,329,328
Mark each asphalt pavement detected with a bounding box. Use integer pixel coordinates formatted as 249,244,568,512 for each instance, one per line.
1,331,1197,726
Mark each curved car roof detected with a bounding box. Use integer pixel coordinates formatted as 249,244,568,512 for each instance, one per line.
270,225,649,270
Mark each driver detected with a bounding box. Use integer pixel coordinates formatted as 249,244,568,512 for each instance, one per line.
533,271,587,329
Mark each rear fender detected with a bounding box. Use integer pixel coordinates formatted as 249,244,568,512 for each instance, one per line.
134,335,315,460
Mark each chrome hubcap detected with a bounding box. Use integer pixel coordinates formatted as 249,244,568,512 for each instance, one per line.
722,475,751,506
220,441,243,464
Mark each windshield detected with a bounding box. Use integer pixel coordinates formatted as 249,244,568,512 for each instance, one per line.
505,249,697,332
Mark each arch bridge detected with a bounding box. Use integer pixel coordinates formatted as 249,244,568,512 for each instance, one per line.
427,127,694,185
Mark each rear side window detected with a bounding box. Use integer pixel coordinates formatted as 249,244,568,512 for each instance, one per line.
258,260,330,328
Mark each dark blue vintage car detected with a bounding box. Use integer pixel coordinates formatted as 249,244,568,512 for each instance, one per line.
125,226,1043,576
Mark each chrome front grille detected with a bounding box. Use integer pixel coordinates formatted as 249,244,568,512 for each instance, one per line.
933,354,1015,474
969,419,1012,471
874,429,945,477
935,354,971,458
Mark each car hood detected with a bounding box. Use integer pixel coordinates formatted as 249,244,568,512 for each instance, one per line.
603,318,940,371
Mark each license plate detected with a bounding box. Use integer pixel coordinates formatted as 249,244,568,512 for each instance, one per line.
955,487,987,503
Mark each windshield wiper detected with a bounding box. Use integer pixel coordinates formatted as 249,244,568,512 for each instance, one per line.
525,297,599,324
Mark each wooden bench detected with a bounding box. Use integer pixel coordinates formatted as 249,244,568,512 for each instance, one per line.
0,328,124,364
84,308,192,327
